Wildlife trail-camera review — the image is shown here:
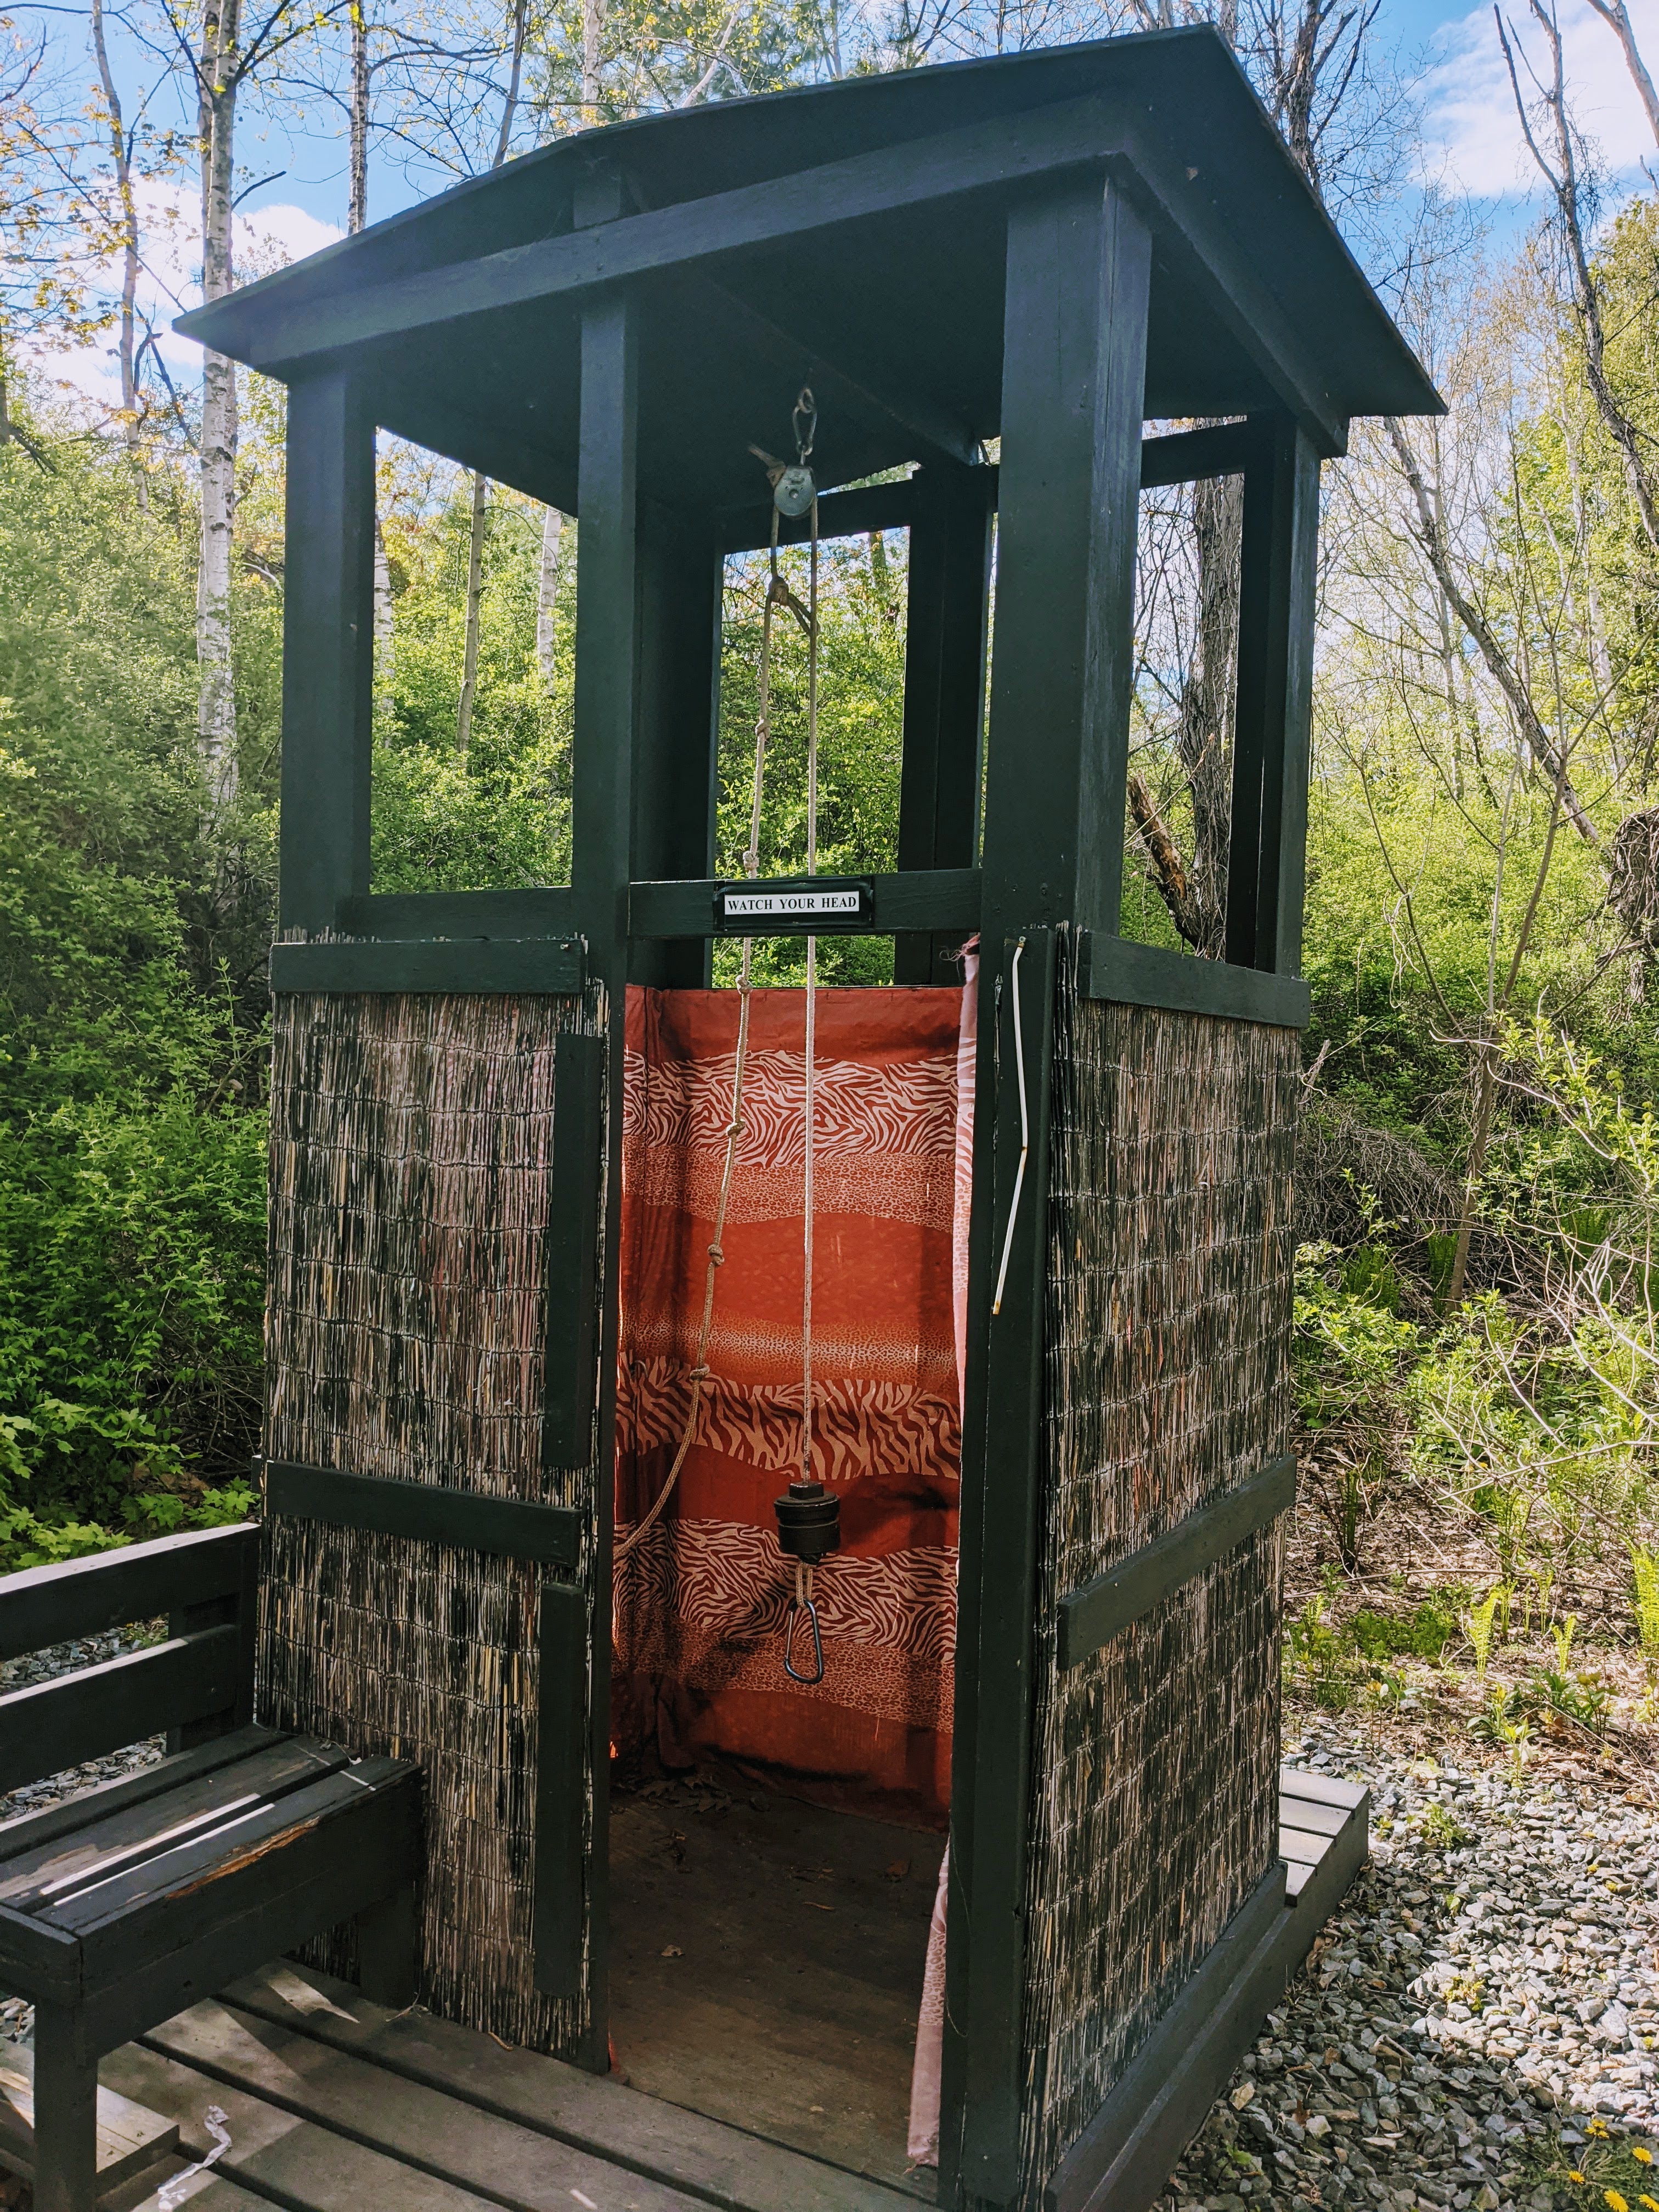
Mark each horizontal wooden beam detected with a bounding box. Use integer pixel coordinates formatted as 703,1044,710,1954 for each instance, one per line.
0,1627,243,1797
1077,932,1310,1028
0,1527,258,1667
264,1460,582,1568
702,276,983,473
718,476,922,555
1057,1455,1295,1670
181,97,1121,373
336,888,576,939
269,936,586,996
1044,1864,1290,2212
1138,420,1254,488
629,866,981,939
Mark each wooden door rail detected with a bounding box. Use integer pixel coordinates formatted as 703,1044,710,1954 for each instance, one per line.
263,1462,582,1567
1077,931,1311,1028
1056,1455,1295,1669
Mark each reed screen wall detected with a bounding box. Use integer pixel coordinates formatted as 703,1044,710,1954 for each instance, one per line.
262,987,603,2055
1018,973,1301,2203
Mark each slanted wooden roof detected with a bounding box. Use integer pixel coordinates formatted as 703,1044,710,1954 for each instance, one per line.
178,26,1441,509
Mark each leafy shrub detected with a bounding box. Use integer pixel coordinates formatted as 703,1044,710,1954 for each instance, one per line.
1350,1597,1457,1662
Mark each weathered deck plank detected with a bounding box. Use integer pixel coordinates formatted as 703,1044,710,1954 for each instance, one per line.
103,2040,503,2212
225,1961,927,2212
138,1997,709,2212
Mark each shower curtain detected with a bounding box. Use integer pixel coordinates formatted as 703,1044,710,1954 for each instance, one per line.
611,977,973,1829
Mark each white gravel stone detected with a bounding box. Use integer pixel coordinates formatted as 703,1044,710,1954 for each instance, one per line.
1175,1718,1658,2210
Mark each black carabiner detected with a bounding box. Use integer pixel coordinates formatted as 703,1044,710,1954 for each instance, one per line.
783,1590,826,1685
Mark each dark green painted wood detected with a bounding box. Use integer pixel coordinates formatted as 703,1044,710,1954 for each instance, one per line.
0,1739,349,1914
0,1626,242,1796
946,929,1058,2212
894,464,993,985
704,274,981,472
263,1461,582,1567
718,476,917,555
633,504,720,989
0,1901,79,2000
354,1882,419,2011
0,1728,285,1864
567,286,640,2073
1137,419,1252,489
628,867,980,940
31,1999,97,2212
336,888,575,939
167,1519,257,1753
1226,415,1321,975
1076,932,1310,1029
269,937,586,996
187,97,1122,374
1056,1456,1295,1670
543,1035,606,1468
280,372,376,934
532,1580,588,2001
0,1524,257,1666
1043,1865,1289,2212
947,168,1151,2212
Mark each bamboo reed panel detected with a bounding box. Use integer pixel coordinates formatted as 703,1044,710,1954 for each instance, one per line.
262,986,603,2055
1018,976,1300,2203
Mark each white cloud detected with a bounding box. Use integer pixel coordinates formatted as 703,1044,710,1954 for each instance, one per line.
27,183,342,413
1423,0,1659,198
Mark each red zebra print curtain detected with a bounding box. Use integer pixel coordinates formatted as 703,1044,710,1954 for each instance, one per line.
611,977,974,1828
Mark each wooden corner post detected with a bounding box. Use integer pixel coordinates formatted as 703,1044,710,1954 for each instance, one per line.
279,370,376,933
1225,414,1321,977
944,172,1149,2212
561,283,640,2068
894,461,993,985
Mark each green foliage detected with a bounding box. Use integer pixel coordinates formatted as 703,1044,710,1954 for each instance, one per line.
1349,1596,1456,1662
0,417,271,1565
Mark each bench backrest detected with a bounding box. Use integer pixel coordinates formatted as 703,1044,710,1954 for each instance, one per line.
0,1524,258,1799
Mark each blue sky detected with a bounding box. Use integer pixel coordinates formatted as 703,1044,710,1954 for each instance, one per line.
32,0,1659,410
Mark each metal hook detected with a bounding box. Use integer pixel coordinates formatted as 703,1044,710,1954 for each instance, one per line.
793,385,817,464
783,1562,826,1685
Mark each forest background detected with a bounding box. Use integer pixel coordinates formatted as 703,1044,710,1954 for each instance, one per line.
5,0,1659,1753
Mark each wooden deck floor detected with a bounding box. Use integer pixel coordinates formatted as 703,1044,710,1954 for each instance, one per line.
48,1765,1365,2212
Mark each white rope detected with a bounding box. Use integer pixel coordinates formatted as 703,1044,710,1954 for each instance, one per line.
800,488,819,1485
991,935,1029,1317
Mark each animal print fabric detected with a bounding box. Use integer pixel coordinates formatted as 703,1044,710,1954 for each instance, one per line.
612,984,970,1826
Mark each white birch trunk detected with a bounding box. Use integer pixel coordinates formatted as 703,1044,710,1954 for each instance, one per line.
196,2,241,813
537,506,565,682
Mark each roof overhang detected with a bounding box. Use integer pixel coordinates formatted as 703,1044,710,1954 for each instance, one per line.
178,29,1442,509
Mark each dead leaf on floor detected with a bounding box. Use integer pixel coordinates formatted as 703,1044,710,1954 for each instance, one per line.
885,1859,911,1881
803,1900,834,1911
661,1944,683,1957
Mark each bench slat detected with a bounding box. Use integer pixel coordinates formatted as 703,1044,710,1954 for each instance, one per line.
51,1758,416,1942
0,1527,257,1666
0,1739,349,1914
0,1726,286,1865
0,1625,243,1797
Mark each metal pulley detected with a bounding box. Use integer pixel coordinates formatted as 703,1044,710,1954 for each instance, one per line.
775,1479,838,1687
772,464,815,518
774,1477,840,1564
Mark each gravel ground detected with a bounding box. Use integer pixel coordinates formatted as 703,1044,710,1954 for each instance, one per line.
0,1628,164,2050
1173,1717,1659,2212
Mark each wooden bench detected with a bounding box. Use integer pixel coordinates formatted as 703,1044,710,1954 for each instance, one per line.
0,1523,421,2212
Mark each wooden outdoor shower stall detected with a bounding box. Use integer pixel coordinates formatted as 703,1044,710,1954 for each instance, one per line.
179,30,1441,2212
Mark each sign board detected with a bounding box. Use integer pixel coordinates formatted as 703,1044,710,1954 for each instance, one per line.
715,878,873,930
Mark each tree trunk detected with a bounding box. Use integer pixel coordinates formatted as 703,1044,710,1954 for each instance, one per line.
457,470,489,753
537,505,564,682
1447,1041,1499,1305
1177,470,1242,956
91,0,145,505
374,512,394,693
349,3,370,235
196,2,241,814
582,0,605,122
